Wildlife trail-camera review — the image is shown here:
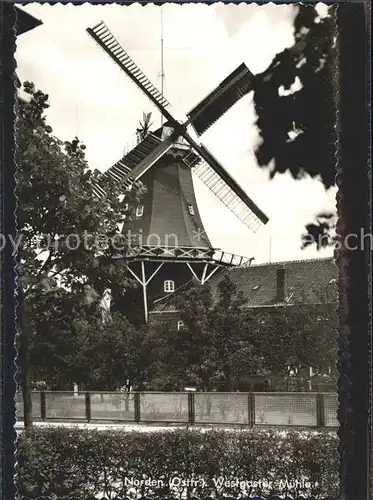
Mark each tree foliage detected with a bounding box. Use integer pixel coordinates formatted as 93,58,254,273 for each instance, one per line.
254,5,337,245
27,289,147,391
145,278,260,391
16,82,145,424
17,82,145,296
146,276,337,391
254,302,337,381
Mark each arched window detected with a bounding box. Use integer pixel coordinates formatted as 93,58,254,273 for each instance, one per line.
164,280,175,293
136,205,144,217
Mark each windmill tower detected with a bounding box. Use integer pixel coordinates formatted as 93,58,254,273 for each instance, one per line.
87,21,269,324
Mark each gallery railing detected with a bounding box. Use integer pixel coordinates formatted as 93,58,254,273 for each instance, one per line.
15,391,339,428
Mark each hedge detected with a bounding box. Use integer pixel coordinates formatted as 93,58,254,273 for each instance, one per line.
16,427,339,499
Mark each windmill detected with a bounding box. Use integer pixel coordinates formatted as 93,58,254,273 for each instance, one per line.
87,21,269,324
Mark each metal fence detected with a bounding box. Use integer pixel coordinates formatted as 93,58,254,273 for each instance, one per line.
15,391,339,428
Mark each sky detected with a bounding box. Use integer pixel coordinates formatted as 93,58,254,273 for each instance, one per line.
16,2,336,264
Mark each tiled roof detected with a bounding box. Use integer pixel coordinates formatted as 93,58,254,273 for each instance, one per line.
151,257,337,314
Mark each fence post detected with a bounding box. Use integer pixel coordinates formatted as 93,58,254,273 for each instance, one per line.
134,392,141,423
188,392,195,425
40,391,46,420
316,393,325,428
248,393,255,427
85,392,91,422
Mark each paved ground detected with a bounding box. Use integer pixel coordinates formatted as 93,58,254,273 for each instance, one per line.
14,420,186,432
15,421,336,439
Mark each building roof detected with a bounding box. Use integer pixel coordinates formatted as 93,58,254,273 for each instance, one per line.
212,256,337,306
15,7,43,36
151,257,337,314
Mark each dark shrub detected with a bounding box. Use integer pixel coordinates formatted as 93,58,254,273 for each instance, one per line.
16,427,338,499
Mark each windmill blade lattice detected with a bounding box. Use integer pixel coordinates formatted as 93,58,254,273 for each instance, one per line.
187,63,255,136
87,22,173,119
122,134,175,182
108,133,162,175
86,21,269,231
183,143,268,232
90,132,170,198
192,160,264,232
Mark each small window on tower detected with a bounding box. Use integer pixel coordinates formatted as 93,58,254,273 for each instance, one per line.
188,203,195,216
136,206,144,218
177,320,185,331
164,280,175,293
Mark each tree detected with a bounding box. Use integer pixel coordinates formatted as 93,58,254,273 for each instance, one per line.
70,311,147,391
254,5,337,246
26,288,87,390
205,276,265,390
146,277,264,391
16,82,145,426
25,286,147,392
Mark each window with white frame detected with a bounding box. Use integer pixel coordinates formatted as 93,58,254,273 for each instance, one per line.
177,320,185,331
164,280,175,293
136,205,144,218
188,203,195,215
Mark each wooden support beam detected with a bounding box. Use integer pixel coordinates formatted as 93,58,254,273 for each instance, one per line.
145,262,164,285
186,262,203,282
125,264,143,286
202,265,220,285
141,261,148,323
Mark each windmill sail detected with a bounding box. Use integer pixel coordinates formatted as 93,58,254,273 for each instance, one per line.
90,181,108,199
183,143,268,232
86,21,269,231
192,160,265,232
187,63,255,136
109,133,162,174
90,134,161,197
121,134,175,183
87,22,174,124
90,133,176,198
